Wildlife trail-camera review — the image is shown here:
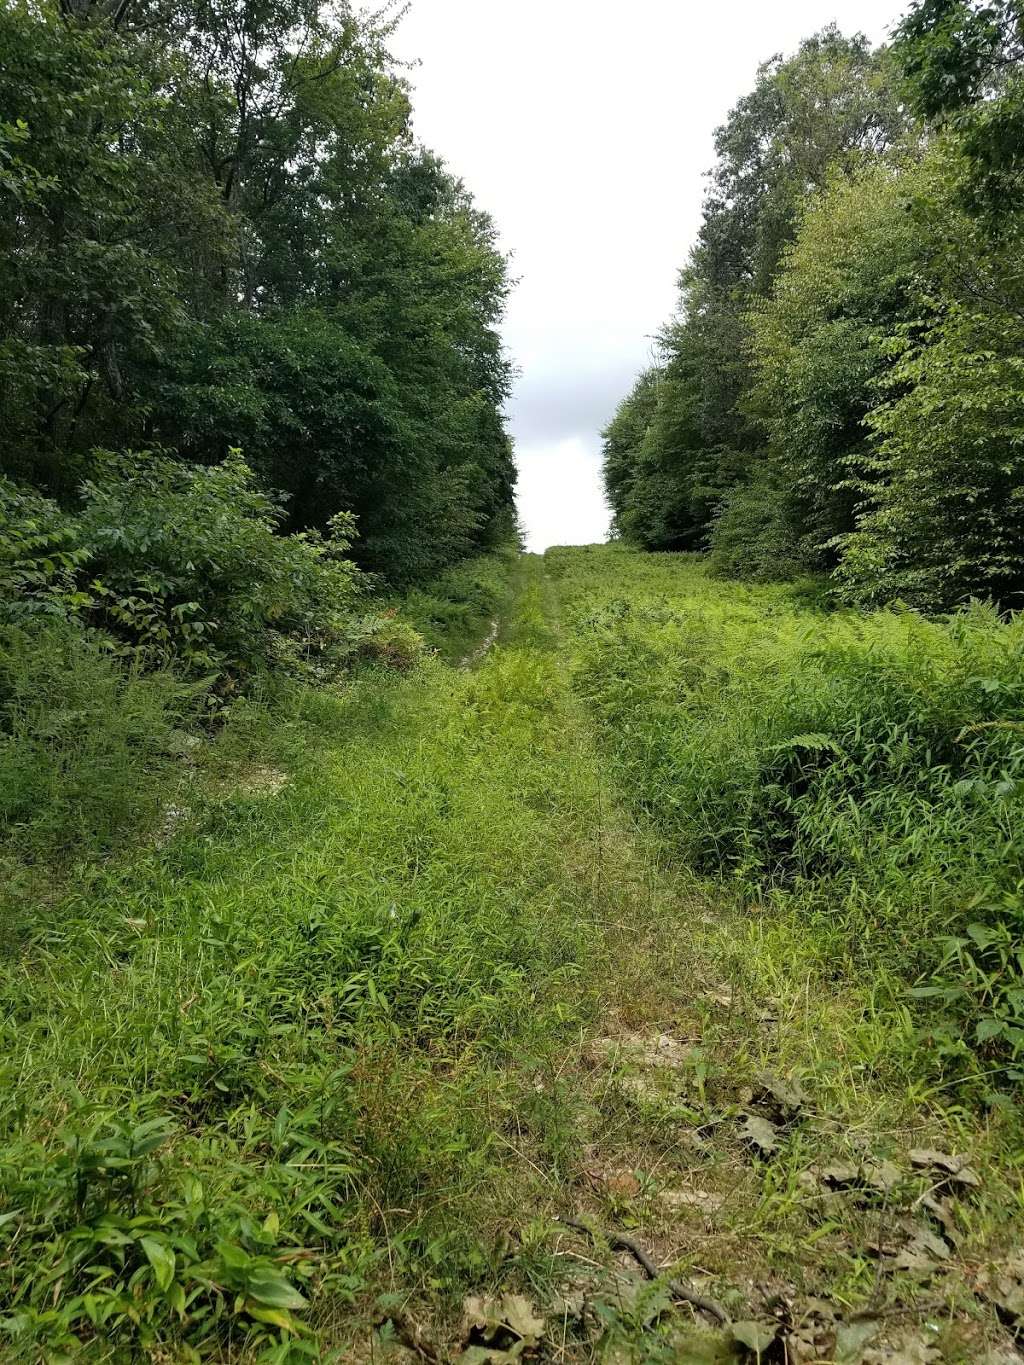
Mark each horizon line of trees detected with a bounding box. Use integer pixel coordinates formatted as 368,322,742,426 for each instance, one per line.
602,1,1024,613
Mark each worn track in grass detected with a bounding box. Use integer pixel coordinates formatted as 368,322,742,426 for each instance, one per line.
2,551,1022,1363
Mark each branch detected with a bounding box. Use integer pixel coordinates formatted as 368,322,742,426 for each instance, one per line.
557,1216,729,1325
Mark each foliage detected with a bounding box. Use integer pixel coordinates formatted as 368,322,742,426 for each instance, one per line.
0,0,514,577
398,541,520,663
0,454,422,866
706,469,810,582
76,451,374,683
895,0,1024,213
839,295,1024,609
601,27,907,558
605,13,1024,613
0,476,89,618
699,27,905,299
556,546,1024,1080
2,454,395,686
0,620,192,863
743,156,938,574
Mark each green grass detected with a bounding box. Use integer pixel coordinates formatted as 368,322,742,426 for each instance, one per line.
390,542,520,664
0,555,621,1360
3,546,1024,1362
553,544,1024,1088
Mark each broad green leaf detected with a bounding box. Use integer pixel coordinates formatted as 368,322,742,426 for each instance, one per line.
140,1237,175,1292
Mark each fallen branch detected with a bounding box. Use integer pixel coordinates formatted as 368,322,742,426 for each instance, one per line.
558,1215,729,1325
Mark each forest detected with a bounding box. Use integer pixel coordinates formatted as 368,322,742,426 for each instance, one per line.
5,0,1024,1361
602,2,1024,614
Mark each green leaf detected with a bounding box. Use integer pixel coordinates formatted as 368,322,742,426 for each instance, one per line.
140,1236,175,1291
770,732,839,753
245,1272,307,1310
245,1302,298,1332
730,1319,777,1354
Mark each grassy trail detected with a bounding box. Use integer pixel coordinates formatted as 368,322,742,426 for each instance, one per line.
1,553,703,1360
3,552,1022,1362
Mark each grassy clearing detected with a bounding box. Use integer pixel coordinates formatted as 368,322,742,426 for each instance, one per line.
556,544,1024,1085
547,544,1024,1362
3,548,1024,1363
0,554,654,1360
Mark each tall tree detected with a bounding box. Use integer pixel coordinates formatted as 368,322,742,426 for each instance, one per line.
0,0,516,581
603,28,907,553
895,0,1024,212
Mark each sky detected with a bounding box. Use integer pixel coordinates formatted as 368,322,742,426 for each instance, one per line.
387,0,902,551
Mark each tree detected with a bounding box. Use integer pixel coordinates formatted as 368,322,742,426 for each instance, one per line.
0,0,516,580
743,154,938,573
837,201,1024,609
895,0,1024,213
604,27,907,554
0,2,227,492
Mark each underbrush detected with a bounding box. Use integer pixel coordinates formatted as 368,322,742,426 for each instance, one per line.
396,541,519,662
1,457,507,872
0,622,194,866
0,562,610,1360
552,545,1024,1089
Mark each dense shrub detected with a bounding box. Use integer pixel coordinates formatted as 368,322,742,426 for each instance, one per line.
76,451,369,683
2,453,417,687
560,549,1024,1078
707,470,811,582
0,454,422,864
838,297,1024,611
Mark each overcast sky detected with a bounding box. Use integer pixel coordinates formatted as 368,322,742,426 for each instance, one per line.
387,0,902,551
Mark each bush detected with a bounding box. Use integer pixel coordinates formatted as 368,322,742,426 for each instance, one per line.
0,621,191,862
75,450,373,685
837,300,1024,611
0,475,87,619
0,452,424,867
563,549,1024,1080
2,452,419,686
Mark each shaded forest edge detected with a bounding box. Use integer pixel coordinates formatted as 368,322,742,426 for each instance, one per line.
603,3,1024,615
1,0,519,871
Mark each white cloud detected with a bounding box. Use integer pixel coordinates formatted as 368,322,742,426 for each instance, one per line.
385,0,902,550
516,436,611,552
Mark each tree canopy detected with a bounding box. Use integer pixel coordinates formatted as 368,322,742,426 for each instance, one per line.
0,0,516,581
603,10,1024,612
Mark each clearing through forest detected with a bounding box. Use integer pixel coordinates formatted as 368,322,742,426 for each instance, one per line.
3,550,1023,1363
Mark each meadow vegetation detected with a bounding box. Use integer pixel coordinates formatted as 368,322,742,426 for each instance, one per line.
3,550,1024,1362
556,547,1024,1088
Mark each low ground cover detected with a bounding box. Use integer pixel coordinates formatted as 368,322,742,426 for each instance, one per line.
2,549,1023,1362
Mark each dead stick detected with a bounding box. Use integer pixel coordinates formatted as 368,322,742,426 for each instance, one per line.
558,1216,729,1325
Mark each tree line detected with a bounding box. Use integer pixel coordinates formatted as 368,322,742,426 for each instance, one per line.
1,0,516,585
603,1,1024,613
